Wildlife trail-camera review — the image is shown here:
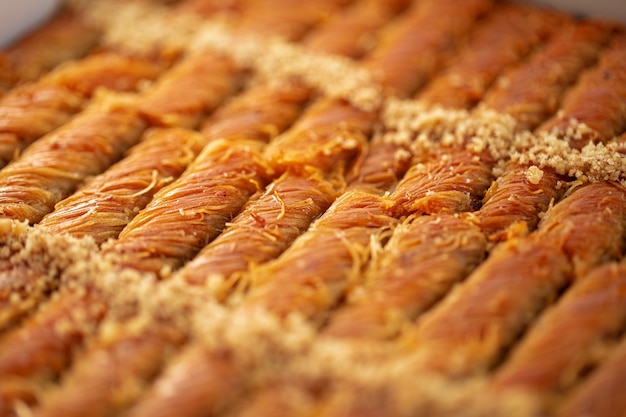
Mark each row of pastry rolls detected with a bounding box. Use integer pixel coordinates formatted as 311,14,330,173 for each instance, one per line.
111,1,508,417
0,0,249,334
33,1,498,417
225,10,626,417
476,30,626,242
0,0,350,413
0,47,245,333
315,8,615,347
4,0,373,309
0,0,415,416
1,0,624,416
345,2,562,194
385,26,626,417
122,4,624,417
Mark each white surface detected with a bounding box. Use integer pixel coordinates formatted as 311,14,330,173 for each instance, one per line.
524,0,626,23
0,0,61,49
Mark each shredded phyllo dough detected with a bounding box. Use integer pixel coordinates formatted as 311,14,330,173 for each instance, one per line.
1,0,626,416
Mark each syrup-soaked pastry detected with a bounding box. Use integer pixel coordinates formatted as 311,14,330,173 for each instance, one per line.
124,343,243,417
324,214,487,340
200,80,313,144
480,20,613,131
106,11,326,277
10,6,397,415
0,289,107,413
235,0,349,40
125,191,396,417
0,114,212,336
264,96,373,174
534,181,626,278
138,52,242,128
473,164,565,241
103,138,273,277
175,0,246,17
409,238,572,376
376,5,567,179
394,19,613,241
493,263,626,400
557,316,626,417
409,181,626,376
274,0,415,191
255,0,415,188
0,52,162,167
417,3,565,109
0,10,100,92
0,84,84,167
34,321,186,417
1,1,626,417
362,0,494,97
390,150,494,216
476,31,626,242
225,383,322,417
26,5,414,415
176,167,339,300
26,81,315,417
374,6,571,219
346,137,412,193
0,92,145,224
346,3,561,195
302,0,411,58
538,33,626,148
268,0,493,176
242,190,396,320
41,52,165,98
38,127,206,245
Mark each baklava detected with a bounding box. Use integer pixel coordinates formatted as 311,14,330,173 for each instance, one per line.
0,0,625,416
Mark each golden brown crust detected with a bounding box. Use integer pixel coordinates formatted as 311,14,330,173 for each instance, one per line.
346,137,412,193
34,323,185,417
104,139,273,276
302,0,410,58
390,149,493,216
324,215,486,340
243,191,396,320
176,168,339,300
362,0,494,96
0,288,107,383
37,127,205,244
538,33,626,147
0,1,625,416
493,263,626,400
474,165,566,241
0,93,145,223
535,182,626,277
0,84,84,167
41,52,164,97
409,239,572,376
201,80,313,144
125,345,242,417
481,20,613,131
417,3,566,109
557,326,626,417
235,0,349,41
138,53,241,128
264,97,373,174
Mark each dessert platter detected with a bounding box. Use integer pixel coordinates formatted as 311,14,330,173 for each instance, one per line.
0,0,625,416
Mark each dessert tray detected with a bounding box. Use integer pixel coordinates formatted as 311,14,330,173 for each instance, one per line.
0,0,625,416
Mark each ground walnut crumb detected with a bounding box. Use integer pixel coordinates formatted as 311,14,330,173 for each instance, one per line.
525,165,544,185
